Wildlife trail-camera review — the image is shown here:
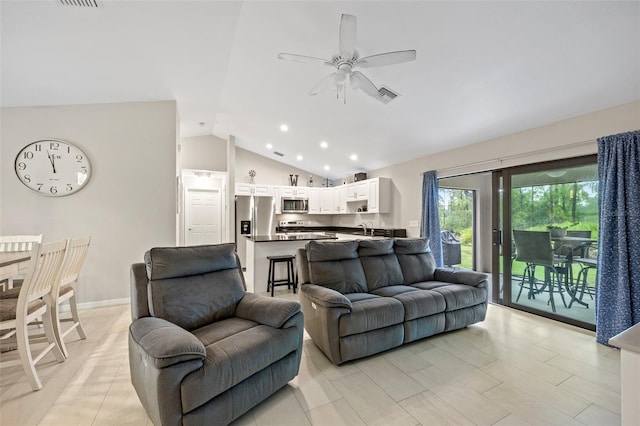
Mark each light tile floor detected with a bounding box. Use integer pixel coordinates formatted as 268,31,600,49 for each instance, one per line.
0,292,621,426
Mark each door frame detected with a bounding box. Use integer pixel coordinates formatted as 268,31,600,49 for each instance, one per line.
179,169,228,246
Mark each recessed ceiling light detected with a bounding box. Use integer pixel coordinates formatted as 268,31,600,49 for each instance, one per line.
350,154,358,161
324,165,330,171
296,155,303,161
266,143,273,149
320,141,328,149
280,124,289,132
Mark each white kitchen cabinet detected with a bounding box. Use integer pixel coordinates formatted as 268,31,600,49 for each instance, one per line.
280,186,308,198
308,188,321,214
346,184,358,201
355,181,369,200
319,188,333,214
367,177,391,213
235,183,274,196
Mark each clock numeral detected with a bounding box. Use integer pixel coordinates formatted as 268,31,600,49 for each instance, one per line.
66,184,73,191
17,162,27,170
76,154,84,162
49,141,60,150
24,175,31,183
23,151,34,160
50,186,58,194
37,183,44,191
34,144,42,152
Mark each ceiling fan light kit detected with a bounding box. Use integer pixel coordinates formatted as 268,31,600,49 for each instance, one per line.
278,14,416,104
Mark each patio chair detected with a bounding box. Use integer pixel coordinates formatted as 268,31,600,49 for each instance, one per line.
512,230,568,313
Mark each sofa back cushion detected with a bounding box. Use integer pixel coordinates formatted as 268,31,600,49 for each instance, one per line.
306,240,367,294
145,243,246,331
394,238,437,284
358,239,404,291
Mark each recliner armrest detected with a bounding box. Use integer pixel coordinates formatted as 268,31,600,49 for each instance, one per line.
434,268,488,287
129,317,205,369
300,284,353,310
236,293,301,328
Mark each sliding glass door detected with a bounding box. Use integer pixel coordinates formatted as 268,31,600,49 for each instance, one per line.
501,156,597,329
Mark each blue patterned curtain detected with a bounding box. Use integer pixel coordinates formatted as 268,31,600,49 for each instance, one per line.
596,130,640,345
421,170,443,267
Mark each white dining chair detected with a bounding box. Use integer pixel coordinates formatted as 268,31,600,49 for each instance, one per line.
52,236,91,357
0,240,68,391
0,235,43,291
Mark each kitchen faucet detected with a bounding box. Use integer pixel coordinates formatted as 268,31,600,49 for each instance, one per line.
359,223,367,236
366,221,375,236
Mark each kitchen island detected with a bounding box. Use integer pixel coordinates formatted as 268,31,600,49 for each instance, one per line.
244,234,337,293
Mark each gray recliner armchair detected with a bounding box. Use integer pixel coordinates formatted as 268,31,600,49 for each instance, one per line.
128,243,304,426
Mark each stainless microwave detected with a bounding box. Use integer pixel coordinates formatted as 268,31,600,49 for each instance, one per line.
282,197,309,214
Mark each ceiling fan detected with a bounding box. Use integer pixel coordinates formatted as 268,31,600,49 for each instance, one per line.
278,14,416,104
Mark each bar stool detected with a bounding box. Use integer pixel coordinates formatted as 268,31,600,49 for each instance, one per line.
266,255,297,297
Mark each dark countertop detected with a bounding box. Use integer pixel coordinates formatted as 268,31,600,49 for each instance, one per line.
275,226,406,238
246,234,338,242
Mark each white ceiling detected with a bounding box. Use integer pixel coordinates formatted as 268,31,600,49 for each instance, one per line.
2,1,639,179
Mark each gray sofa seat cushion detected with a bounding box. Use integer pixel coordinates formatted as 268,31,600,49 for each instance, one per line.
370,285,446,321
412,281,487,311
394,238,438,284
344,292,381,303
145,244,246,331
306,240,367,294
181,324,301,413
339,297,404,337
129,317,206,369
191,317,258,346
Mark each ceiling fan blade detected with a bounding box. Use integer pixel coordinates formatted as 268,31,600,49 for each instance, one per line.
357,50,417,68
308,72,337,95
350,71,383,101
278,53,332,65
339,14,357,57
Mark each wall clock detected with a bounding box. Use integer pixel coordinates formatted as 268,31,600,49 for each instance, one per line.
14,139,92,197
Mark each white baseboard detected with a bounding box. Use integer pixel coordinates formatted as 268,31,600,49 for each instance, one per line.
68,298,131,312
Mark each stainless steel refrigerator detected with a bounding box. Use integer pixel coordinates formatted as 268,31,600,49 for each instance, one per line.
235,195,276,269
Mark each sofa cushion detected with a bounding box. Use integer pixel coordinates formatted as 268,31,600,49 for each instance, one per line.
191,317,258,347
181,324,300,413
145,244,246,331
358,239,394,256
306,240,367,294
412,281,487,311
345,293,381,303
371,285,446,320
358,239,404,291
339,297,404,337
394,238,437,284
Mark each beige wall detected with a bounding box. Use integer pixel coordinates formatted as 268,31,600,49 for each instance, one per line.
370,100,640,272
235,147,325,187
1,101,178,306
180,135,228,172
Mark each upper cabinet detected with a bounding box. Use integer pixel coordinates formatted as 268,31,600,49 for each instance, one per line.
235,183,274,197
235,177,391,215
280,186,308,198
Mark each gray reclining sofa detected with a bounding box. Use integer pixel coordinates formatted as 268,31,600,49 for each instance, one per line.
129,243,304,426
296,238,488,364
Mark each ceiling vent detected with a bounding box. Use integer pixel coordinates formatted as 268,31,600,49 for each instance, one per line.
273,151,284,157
378,86,399,104
59,0,99,7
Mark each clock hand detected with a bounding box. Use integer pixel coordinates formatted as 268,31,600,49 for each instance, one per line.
47,150,57,173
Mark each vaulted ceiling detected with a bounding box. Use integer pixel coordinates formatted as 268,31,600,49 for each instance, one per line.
2,1,638,179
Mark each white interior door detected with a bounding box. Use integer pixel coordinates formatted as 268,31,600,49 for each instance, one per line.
186,189,222,246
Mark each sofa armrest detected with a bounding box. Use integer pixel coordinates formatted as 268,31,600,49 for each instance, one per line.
129,317,206,369
300,284,353,310
236,293,301,328
434,268,488,287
